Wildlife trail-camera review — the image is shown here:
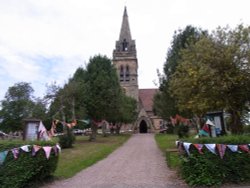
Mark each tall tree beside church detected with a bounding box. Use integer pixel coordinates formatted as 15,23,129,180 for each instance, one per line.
112,94,137,134
154,26,207,119
169,24,250,134
47,68,86,128
83,55,122,141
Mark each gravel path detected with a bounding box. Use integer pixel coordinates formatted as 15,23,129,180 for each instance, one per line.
44,134,187,188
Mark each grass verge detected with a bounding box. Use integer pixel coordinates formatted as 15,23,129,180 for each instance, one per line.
53,134,130,179
155,134,181,169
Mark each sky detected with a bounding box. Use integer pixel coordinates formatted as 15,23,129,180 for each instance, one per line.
0,0,250,101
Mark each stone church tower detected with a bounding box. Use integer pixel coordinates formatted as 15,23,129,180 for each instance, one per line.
113,7,138,102
113,7,163,133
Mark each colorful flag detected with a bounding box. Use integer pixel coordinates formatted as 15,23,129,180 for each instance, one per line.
227,145,238,152
183,142,192,155
32,145,41,156
205,144,216,154
239,145,249,153
43,146,52,159
20,145,30,152
0,151,8,165
11,148,19,159
38,121,50,141
193,144,204,154
56,144,61,153
217,144,227,159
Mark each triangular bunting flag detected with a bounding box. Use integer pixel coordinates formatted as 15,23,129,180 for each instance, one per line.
43,146,52,159
183,142,192,155
175,141,179,146
217,144,226,159
20,145,30,152
32,145,41,156
193,144,204,154
227,145,238,152
205,144,216,154
239,145,249,153
11,148,19,159
0,151,8,165
56,144,61,153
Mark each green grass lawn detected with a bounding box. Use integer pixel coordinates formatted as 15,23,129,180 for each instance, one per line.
155,134,181,169
54,134,130,179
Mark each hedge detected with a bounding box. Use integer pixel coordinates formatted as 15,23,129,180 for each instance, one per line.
0,140,59,188
179,135,250,186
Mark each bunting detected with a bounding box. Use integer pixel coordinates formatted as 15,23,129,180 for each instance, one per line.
43,146,52,159
178,142,250,159
11,148,19,159
183,142,192,155
56,144,61,153
205,144,216,154
239,145,249,153
0,144,60,165
217,144,227,159
227,145,238,152
0,151,8,165
20,145,30,152
32,145,41,156
193,144,204,154
38,121,50,141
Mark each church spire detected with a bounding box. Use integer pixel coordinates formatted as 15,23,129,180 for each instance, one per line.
113,6,136,57
119,6,132,42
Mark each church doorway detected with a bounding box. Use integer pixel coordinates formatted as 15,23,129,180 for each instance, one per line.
139,120,148,133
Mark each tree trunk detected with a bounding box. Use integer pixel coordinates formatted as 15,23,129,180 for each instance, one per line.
71,97,75,120
230,110,243,134
115,123,122,134
89,122,98,141
102,121,107,137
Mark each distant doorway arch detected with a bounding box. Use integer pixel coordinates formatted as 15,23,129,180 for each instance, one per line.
139,120,148,133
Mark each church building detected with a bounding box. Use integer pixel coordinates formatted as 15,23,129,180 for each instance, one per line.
112,7,163,133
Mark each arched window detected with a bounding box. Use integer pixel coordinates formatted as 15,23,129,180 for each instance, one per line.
120,65,124,81
125,65,130,81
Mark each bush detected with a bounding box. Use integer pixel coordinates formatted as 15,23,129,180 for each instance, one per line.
175,123,189,138
0,140,59,188
243,125,250,134
59,127,75,148
179,135,250,186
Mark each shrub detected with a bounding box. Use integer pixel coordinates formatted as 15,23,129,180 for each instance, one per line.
0,140,59,188
179,135,250,186
175,123,189,138
58,127,75,148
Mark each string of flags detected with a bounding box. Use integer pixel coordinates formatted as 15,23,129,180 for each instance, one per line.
0,144,61,165
176,141,250,159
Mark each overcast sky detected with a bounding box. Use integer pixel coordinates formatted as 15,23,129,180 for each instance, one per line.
0,0,250,101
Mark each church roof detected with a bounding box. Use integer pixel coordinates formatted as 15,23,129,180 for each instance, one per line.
139,89,158,112
119,6,132,42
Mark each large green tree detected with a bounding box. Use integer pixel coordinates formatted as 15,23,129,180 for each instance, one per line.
47,68,86,120
112,93,137,134
83,55,122,140
169,24,250,134
0,82,43,132
154,26,207,119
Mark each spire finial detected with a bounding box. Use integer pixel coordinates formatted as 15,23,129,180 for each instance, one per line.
124,6,127,17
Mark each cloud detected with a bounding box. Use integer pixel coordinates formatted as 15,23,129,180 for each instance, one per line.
0,0,250,101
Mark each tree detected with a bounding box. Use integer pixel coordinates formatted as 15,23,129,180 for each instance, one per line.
113,94,137,134
169,24,250,134
47,68,86,123
83,55,122,140
0,82,35,132
154,26,207,119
